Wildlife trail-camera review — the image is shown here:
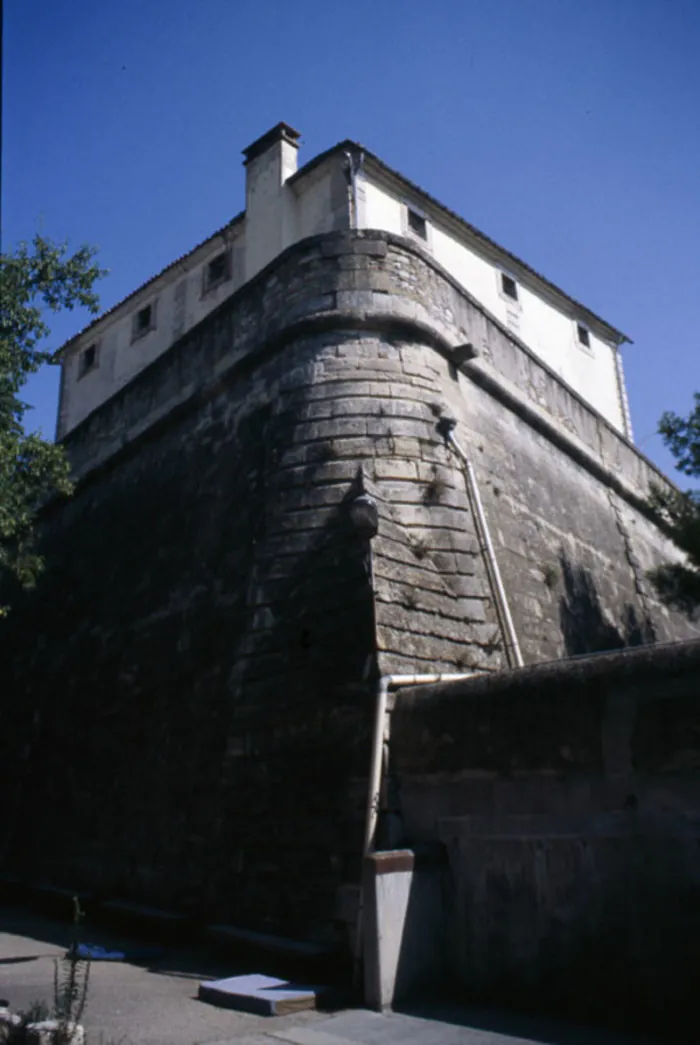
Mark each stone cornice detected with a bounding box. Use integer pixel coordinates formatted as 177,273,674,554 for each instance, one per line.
55,232,670,528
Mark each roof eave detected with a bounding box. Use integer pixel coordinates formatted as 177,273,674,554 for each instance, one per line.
53,136,633,363
52,212,245,362
354,146,632,347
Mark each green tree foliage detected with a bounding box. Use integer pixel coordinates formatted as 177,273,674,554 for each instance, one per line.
648,393,700,618
0,234,105,609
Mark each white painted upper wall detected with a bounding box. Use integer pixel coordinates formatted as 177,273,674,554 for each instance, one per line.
58,224,246,437
57,128,348,438
358,172,626,433
57,125,630,441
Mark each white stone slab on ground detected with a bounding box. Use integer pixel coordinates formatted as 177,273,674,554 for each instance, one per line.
198,973,323,1016
25,1020,85,1045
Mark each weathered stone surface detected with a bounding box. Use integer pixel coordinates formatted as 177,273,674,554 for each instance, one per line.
391,639,700,1039
1,228,698,953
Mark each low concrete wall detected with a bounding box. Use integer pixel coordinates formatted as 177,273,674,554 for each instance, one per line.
387,639,700,1036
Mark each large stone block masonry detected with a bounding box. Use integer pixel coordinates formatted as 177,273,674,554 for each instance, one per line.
1,230,697,946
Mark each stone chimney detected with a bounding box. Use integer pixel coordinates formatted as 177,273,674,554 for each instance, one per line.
242,122,301,280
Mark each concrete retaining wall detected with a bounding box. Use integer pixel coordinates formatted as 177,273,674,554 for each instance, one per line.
388,639,700,1035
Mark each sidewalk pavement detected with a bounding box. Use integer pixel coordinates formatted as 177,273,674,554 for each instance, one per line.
0,908,665,1045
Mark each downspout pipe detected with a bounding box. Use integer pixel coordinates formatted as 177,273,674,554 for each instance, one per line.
614,341,634,443
437,415,524,670
343,150,364,230
354,670,475,979
363,672,476,856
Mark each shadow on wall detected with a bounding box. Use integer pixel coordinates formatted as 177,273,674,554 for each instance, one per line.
558,552,656,657
0,406,376,939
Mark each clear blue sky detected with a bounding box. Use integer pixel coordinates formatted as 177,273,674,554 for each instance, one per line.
4,0,699,481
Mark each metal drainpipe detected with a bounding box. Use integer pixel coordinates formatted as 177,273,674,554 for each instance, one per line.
614,342,634,443
353,670,475,981
363,672,476,856
437,415,524,670
343,150,364,230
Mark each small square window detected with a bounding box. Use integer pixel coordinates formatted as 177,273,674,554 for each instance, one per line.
407,208,427,240
501,274,518,301
132,302,155,341
136,305,152,332
78,343,97,378
577,323,591,348
207,252,228,288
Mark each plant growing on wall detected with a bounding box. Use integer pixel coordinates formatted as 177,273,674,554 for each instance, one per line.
647,393,700,618
0,234,105,612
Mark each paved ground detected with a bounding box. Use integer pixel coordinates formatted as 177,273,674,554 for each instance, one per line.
0,908,665,1045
